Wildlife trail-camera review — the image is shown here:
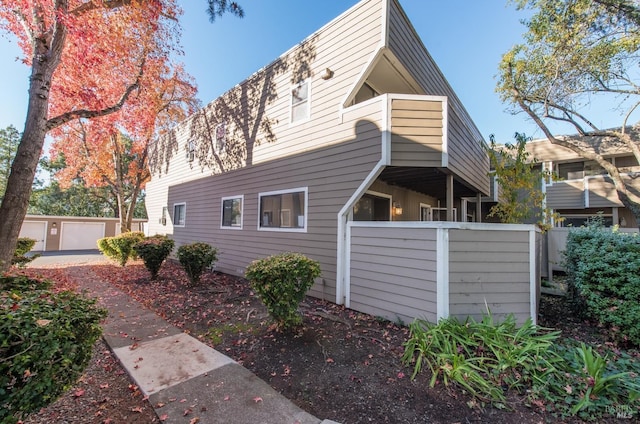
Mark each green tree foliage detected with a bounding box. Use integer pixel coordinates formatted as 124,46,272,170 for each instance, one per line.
0,125,20,199
485,132,559,230
498,0,640,226
245,252,321,329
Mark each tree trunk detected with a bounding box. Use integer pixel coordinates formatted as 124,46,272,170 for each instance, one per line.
0,40,59,272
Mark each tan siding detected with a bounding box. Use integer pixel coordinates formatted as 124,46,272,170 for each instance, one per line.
146,0,384,237
349,226,438,323
386,0,489,195
449,229,531,324
587,176,623,207
168,128,383,302
547,181,585,209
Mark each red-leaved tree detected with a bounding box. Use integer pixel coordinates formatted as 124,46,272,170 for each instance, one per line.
0,0,182,271
51,63,199,232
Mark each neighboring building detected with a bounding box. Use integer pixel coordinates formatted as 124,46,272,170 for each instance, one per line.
525,134,640,229
146,0,541,325
19,215,146,252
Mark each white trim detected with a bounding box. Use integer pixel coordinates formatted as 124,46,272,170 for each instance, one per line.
289,79,311,126
529,229,537,325
441,97,449,167
220,195,244,230
436,227,449,321
345,222,352,307
257,187,308,233
173,202,186,227
348,220,539,232
383,94,391,164
336,162,386,305
382,0,389,46
584,176,590,208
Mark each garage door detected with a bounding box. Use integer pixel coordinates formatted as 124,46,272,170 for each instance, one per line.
60,222,105,250
19,221,47,251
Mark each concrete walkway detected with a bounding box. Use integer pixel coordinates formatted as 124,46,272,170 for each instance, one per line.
29,253,339,424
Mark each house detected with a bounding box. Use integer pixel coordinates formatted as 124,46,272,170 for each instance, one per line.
524,135,640,229
521,134,640,273
146,0,541,325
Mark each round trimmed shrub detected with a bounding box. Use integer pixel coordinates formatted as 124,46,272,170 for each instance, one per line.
177,242,218,285
245,252,321,329
97,231,145,266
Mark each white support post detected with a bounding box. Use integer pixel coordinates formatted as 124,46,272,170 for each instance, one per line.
436,227,450,321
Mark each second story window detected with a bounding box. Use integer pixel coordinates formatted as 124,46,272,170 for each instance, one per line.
291,80,310,123
186,141,195,162
215,122,226,154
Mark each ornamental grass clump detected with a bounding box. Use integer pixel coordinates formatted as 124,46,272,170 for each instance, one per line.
97,231,145,266
177,242,218,285
245,252,321,329
134,235,175,279
0,275,107,423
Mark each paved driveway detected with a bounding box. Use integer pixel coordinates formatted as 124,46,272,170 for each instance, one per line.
28,250,108,267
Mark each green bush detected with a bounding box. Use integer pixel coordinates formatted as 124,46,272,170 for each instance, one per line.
563,222,640,345
134,235,175,279
245,252,321,329
0,276,107,423
12,237,39,267
177,242,218,285
97,231,145,266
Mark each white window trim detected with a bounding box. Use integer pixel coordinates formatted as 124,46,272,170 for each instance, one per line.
215,122,226,154
186,141,195,162
220,195,244,230
258,187,308,233
173,202,186,227
289,79,311,126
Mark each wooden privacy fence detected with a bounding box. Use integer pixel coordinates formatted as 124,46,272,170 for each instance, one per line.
345,221,540,326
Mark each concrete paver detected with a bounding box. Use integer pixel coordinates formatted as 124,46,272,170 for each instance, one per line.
28,253,339,423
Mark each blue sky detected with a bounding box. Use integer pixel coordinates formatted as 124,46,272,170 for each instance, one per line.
0,0,617,146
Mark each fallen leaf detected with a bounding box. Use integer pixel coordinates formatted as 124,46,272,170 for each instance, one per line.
73,389,85,397
183,408,192,416
189,418,200,424
131,406,143,413
159,413,169,421
326,358,334,363
223,395,230,401
253,397,263,403
397,372,406,379
100,383,109,389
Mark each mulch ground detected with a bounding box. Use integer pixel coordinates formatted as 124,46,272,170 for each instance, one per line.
15,262,640,423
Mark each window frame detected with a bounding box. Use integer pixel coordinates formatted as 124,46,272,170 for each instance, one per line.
353,190,392,222
289,79,311,125
215,122,226,154
186,140,195,162
220,195,244,230
173,202,186,227
257,187,308,233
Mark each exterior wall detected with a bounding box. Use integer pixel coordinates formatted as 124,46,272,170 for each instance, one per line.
167,116,384,301
448,229,533,324
20,215,146,252
146,0,385,237
390,98,444,167
386,0,489,196
348,225,438,324
346,222,538,326
587,176,624,207
546,180,585,209
367,179,438,221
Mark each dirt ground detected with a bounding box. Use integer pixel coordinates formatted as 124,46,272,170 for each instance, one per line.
17,262,639,423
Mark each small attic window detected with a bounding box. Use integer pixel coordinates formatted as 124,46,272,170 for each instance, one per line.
186,140,195,162
353,82,379,105
215,122,226,154
290,80,310,123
